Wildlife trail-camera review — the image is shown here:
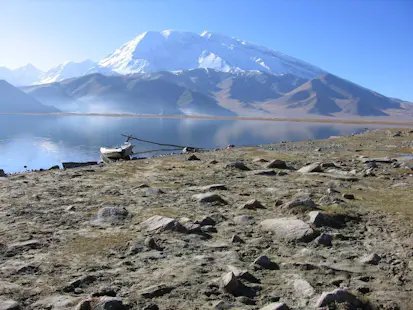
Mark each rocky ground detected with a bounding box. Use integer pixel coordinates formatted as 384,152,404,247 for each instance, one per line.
0,128,413,310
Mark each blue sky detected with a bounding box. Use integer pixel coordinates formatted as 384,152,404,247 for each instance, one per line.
0,0,412,101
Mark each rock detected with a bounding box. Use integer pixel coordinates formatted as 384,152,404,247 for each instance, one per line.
208,160,218,165
252,255,279,270
90,207,128,226
259,302,290,310
278,171,288,176
138,183,150,188
315,233,333,246
239,199,266,210
327,188,340,195
284,199,317,212
201,184,227,191
146,188,165,195
63,275,97,293
225,162,250,171
267,160,287,169
321,162,338,168
75,297,125,310
202,225,217,233
48,165,60,170
208,300,233,309
139,284,175,298
208,213,227,224
199,216,216,226
315,289,364,308
187,154,200,161
253,169,277,176
141,215,186,233
6,240,41,256
260,217,316,242
183,222,202,234
0,169,6,177
62,161,97,169
219,272,239,294
192,192,227,204
0,300,20,310
0,281,20,294
293,279,315,297
32,295,80,309
227,265,258,283
90,286,118,297
343,193,355,200
307,211,334,228
254,158,269,163
144,237,163,250
127,243,146,255
365,161,378,168
360,253,381,265
230,234,245,244
142,304,159,310
297,163,323,173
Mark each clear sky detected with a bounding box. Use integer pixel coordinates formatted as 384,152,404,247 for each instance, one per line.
0,0,412,101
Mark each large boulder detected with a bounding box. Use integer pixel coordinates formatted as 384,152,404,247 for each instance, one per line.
141,215,185,233
315,289,364,308
260,217,316,242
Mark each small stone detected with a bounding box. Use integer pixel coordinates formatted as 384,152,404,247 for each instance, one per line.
208,300,233,309
278,171,288,176
252,255,279,270
267,160,287,169
146,188,165,195
239,199,266,210
259,302,290,310
209,160,218,165
139,284,175,298
284,199,317,212
144,237,162,250
141,215,186,233
227,265,259,283
253,170,277,176
260,217,316,242
238,296,256,305
315,233,333,246
199,216,216,226
90,207,128,226
342,193,355,200
219,272,239,294
192,192,227,204
183,222,202,234
0,300,20,310
298,163,323,173
90,286,118,297
254,158,269,163
230,235,244,244
187,154,200,161
225,162,250,171
208,213,227,224
201,225,217,233
360,253,381,265
293,279,315,297
316,289,364,308
329,276,348,287
201,184,227,191
327,188,340,195
75,296,125,310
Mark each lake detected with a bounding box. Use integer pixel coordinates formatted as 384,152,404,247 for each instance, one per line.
0,114,406,173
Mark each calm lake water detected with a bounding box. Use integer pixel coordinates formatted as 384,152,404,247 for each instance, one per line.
0,114,405,173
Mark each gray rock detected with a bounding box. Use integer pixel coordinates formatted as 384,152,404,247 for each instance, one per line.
208,160,218,165
253,169,277,176
141,215,186,233
230,235,245,244
90,207,128,226
6,240,41,256
343,193,355,200
297,163,323,173
278,171,288,176
260,217,316,242
227,265,259,283
315,289,364,308
360,253,381,265
32,295,80,309
187,154,200,161
259,302,290,310
75,297,125,310
208,300,233,309
220,272,239,294
199,216,216,226
315,233,333,246
201,184,227,191
90,286,118,297
139,284,175,298
253,158,269,163
192,192,227,204
267,160,287,169
0,169,6,177
293,278,315,297
63,275,97,293
307,211,333,228
252,255,279,270
284,199,317,212
239,199,266,210
0,300,20,310
144,237,163,250
225,162,250,171
183,222,202,234
0,281,20,295
208,213,227,224
202,225,217,233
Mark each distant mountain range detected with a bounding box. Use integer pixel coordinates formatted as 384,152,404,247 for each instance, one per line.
0,30,411,118
0,80,59,113
21,69,407,117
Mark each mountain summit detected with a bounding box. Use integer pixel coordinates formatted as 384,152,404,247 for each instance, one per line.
98,30,325,79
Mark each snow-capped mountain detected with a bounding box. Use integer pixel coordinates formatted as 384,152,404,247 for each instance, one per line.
98,30,326,79
0,64,43,86
37,60,107,84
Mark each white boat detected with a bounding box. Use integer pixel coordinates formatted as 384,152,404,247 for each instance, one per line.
100,142,134,160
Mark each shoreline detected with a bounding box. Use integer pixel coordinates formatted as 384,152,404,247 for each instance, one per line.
1,112,413,126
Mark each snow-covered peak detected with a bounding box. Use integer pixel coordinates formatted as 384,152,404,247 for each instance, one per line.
98,30,326,79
